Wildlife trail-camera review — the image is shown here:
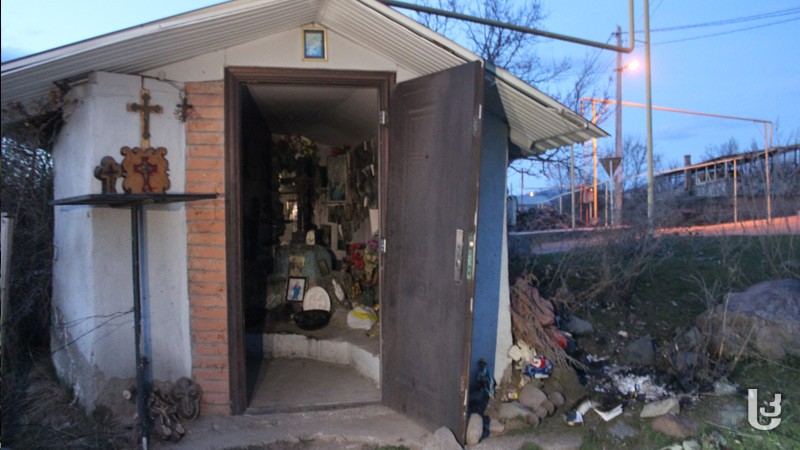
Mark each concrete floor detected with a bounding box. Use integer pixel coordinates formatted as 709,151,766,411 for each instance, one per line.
247,357,380,412
154,403,431,450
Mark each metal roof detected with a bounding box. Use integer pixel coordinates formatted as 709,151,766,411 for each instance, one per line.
1,0,606,153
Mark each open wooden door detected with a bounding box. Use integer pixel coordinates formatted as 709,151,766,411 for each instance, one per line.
383,61,483,442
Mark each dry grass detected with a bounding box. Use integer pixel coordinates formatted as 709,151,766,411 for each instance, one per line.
2,357,131,448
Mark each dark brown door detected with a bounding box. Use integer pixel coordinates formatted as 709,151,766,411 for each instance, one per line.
383,61,483,442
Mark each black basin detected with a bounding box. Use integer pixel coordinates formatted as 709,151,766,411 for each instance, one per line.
293,309,331,330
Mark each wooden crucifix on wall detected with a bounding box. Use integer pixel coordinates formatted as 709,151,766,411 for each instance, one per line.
127,89,163,148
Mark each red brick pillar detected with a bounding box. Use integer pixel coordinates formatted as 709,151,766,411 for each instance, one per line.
185,81,230,414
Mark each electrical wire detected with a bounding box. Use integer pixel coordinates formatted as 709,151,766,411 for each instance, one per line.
650,6,800,33
653,16,800,45
621,6,800,34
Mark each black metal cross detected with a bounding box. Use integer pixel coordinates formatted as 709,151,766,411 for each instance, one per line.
127,90,163,147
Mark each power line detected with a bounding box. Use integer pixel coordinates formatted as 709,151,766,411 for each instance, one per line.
651,7,800,33
653,16,800,45
622,6,800,34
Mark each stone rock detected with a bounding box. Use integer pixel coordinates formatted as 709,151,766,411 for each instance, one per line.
466,413,483,445
530,431,584,450
651,414,699,439
696,278,800,361
541,399,555,416
534,406,548,419
422,427,462,450
518,384,548,410
623,335,656,366
607,421,639,440
547,391,565,408
543,364,586,407
682,440,701,450
640,397,680,418
489,419,505,436
496,401,536,423
526,413,540,427
565,315,594,335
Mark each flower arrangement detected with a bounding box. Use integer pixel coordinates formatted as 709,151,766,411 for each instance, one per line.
273,134,319,175
347,239,379,284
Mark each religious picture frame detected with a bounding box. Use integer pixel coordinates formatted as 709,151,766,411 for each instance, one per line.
302,27,328,61
288,255,305,276
327,154,348,203
286,277,307,302
284,200,298,221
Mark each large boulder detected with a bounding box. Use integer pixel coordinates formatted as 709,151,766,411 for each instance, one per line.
696,279,800,361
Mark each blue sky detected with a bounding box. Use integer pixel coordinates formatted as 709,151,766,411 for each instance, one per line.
3,1,798,193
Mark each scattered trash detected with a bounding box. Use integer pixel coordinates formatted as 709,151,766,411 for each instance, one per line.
586,354,608,364
524,356,553,379
594,404,623,421
592,365,673,401
564,397,624,424
346,305,377,330
618,330,629,338
564,410,584,426
476,359,496,398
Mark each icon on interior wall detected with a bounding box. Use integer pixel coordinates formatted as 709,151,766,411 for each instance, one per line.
328,154,348,203
302,26,328,61
284,200,298,221
286,277,307,302
288,255,305,276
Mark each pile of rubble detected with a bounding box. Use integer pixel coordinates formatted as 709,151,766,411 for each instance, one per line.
463,278,799,447
512,206,586,231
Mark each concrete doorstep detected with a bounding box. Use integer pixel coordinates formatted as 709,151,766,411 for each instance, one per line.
153,404,430,450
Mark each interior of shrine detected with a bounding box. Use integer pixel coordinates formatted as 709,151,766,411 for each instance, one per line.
238,83,383,411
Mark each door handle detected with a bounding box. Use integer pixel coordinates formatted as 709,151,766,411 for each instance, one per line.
454,229,464,283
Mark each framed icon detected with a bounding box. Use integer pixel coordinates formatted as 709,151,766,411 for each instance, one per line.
327,154,348,203
302,27,327,61
286,277,307,302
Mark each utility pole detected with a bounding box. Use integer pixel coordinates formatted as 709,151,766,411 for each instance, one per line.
614,26,624,226
644,0,655,230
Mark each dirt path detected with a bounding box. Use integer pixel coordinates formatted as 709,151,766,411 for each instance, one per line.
658,214,799,237
510,215,799,256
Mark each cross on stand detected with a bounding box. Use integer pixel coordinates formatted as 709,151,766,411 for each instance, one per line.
94,156,122,194
128,90,163,147
133,157,158,193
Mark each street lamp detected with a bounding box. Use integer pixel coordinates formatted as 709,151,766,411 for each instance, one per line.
614,25,639,226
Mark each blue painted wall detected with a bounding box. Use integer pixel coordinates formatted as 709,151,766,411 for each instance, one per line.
469,109,508,383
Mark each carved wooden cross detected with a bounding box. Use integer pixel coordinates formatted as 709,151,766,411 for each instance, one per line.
94,156,122,194
127,89,163,147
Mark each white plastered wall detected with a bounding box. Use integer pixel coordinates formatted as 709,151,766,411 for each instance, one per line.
494,214,513,382
142,27,419,83
51,71,190,409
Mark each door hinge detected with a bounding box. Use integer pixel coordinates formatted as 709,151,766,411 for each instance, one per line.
472,105,482,136
379,110,388,126
379,237,387,254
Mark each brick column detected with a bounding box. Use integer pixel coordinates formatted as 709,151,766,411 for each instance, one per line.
185,81,229,414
